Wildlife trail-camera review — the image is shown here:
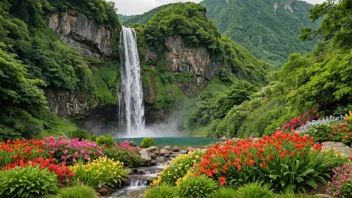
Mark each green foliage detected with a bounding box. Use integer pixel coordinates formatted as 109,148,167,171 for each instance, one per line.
178,175,218,198
300,0,352,48
145,183,178,198
236,182,275,198
96,134,115,147
211,187,237,198
48,0,120,29
340,180,352,198
124,4,173,26
58,185,97,198
102,147,144,168
67,129,90,140
183,74,258,137
203,0,319,68
0,166,58,198
89,58,119,105
143,3,270,86
141,138,156,148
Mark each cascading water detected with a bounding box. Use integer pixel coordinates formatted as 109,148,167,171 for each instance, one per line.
119,26,145,136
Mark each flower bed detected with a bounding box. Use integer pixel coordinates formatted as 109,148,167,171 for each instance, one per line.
195,132,346,193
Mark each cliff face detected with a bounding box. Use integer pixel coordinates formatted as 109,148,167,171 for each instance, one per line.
48,10,114,58
46,11,116,117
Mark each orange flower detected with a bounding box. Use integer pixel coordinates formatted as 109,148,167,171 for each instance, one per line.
219,177,226,186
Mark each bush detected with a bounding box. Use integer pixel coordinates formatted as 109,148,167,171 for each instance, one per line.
211,187,237,198
70,157,126,187
67,129,90,140
178,175,218,198
43,136,104,165
196,132,347,193
327,164,352,197
0,166,58,198
58,185,97,198
156,150,204,185
96,135,116,147
236,182,275,198
144,183,178,198
102,147,144,167
141,138,156,148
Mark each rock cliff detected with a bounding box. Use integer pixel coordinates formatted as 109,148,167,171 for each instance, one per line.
48,10,114,58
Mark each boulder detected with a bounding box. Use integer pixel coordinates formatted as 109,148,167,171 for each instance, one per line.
173,146,180,152
159,149,168,155
126,168,133,175
321,141,352,157
180,150,188,154
163,146,171,150
146,146,158,151
96,185,110,195
156,156,166,162
139,149,152,161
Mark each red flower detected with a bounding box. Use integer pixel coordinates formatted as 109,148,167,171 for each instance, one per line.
290,151,295,157
219,177,226,186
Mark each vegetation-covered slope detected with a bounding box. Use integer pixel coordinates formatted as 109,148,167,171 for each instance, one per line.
184,0,352,138
123,4,173,26
202,0,319,67
0,0,121,140
118,14,135,23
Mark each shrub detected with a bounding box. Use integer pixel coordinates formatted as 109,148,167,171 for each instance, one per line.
102,147,144,167
0,166,58,198
196,132,347,193
327,164,352,197
155,150,204,186
236,182,275,198
141,138,156,148
70,157,126,187
96,135,116,147
144,183,178,198
67,129,90,140
211,187,237,198
58,185,97,198
345,110,352,124
178,175,218,198
43,136,104,165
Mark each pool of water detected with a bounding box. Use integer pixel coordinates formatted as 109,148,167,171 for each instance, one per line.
115,137,219,147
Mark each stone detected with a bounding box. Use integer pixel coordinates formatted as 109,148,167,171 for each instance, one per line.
156,156,166,162
220,136,228,141
164,153,171,157
126,168,133,175
180,150,188,154
150,153,157,158
163,146,171,150
154,150,160,155
139,149,152,161
321,141,352,157
173,146,180,152
146,146,158,151
159,149,168,155
96,186,110,195
48,11,113,58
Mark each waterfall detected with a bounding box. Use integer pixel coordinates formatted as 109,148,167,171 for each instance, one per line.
119,26,145,136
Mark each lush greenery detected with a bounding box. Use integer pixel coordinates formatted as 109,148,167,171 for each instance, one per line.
0,166,58,198
0,0,122,138
235,182,275,198
58,185,97,198
202,0,320,67
141,137,156,148
178,175,218,198
123,4,173,26
145,183,178,198
102,146,144,167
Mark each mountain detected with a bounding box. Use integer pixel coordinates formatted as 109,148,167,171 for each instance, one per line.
202,0,320,67
123,4,173,26
121,0,320,67
118,14,135,23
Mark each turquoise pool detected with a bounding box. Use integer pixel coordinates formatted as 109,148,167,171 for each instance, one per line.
115,137,219,147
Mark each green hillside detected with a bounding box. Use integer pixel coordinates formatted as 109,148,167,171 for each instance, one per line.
183,0,352,138
118,14,135,23
123,4,173,26
202,0,320,67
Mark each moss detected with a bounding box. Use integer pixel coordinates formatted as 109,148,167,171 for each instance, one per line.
88,58,119,106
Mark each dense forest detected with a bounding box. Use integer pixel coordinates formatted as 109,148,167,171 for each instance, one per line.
181,0,352,138
0,0,121,140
